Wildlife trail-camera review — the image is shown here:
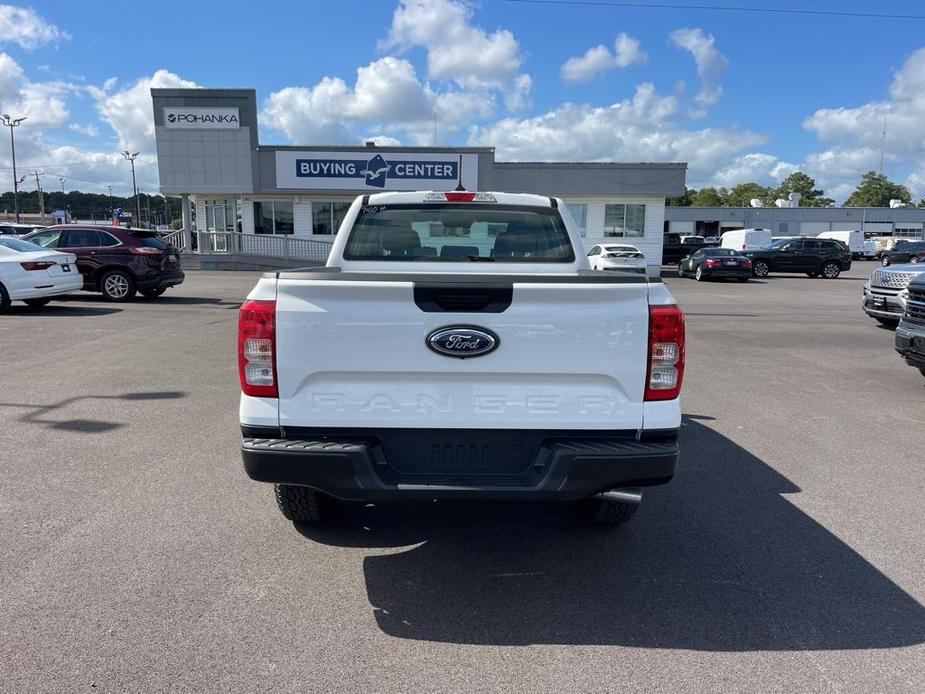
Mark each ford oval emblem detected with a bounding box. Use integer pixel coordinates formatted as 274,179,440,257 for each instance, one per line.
427,325,499,358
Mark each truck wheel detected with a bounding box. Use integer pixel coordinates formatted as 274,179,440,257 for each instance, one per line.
752,260,770,278
580,496,639,526
100,269,136,302
274,484,339,522
821,261,841,279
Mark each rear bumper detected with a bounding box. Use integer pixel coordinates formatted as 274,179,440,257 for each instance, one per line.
137,269,184,290
241,430,679,501
702,267,750,278
10,275,83,299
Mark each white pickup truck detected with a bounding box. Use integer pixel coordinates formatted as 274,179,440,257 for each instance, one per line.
238,191,685,526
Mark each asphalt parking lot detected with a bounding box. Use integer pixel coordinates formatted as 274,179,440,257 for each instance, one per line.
1,264,923,693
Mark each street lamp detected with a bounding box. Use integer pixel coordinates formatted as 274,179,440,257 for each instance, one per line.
122,151,140,228
107,184,114,220
2,114,26,222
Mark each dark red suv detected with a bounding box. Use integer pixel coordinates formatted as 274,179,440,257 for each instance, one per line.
22,225,184,301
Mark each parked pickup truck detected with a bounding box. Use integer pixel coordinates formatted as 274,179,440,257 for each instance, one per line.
239,191,685,527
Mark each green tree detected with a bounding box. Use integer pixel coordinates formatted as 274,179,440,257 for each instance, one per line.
773,172,833,207
844,171,912,207
690,187,727,206
725,182,774,207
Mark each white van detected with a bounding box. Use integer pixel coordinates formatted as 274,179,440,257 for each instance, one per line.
817,230,864,259
720,228,772,252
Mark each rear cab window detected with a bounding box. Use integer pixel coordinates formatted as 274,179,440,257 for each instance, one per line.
343,203,575,262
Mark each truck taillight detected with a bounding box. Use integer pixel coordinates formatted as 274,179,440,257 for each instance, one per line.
645,305,685,401
238,299,277,398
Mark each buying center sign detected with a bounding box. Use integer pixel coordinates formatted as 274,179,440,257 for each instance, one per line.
275,151,478,191
163,107,240,130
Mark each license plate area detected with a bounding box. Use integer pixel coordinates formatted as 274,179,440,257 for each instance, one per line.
375,429,545,486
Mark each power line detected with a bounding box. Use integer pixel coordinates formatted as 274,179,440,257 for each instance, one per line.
503,0,925,20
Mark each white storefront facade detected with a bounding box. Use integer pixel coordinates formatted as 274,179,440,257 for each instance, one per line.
153,89,687,273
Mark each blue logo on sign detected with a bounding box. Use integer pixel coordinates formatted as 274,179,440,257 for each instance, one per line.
295,155,458,188
359,154,391,188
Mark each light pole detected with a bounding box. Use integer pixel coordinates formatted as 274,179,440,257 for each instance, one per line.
107,184,114,221
2,114,26,222
122,151,140,227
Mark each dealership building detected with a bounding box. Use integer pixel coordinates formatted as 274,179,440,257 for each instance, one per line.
665,205,925,239
152,88,686,273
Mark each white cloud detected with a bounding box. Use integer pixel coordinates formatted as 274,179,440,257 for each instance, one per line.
68,122,99,137
360,135,402,147
669,27,728,108
560,33,647,83
261,57,436,144
710,153,798,188
0,52,75,127
262,56,500,145
468,82,766,185
92,69,199,153
796,47,925,200
0,5,67,49
382,0,523,89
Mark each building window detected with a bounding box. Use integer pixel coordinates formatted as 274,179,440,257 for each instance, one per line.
604,203,646,237
254,201,294,234
312,201,352,235
566,203,587,237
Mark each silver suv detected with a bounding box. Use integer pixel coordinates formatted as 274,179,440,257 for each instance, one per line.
862,263,925,327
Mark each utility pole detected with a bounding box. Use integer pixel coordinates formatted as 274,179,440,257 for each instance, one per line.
879,117,887,174
2,114,26,222
122,151,140,227
32,169,45,222
163,195,169,227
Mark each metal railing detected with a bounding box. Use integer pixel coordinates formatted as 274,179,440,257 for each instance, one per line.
161,230,334,263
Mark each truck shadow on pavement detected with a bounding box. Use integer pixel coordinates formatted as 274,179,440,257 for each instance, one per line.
299,416,925,651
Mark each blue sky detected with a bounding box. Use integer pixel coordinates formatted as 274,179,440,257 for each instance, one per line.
6,0,925,200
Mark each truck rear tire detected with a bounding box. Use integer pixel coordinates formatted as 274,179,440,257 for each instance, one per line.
580,496,639,526
274,484,339,522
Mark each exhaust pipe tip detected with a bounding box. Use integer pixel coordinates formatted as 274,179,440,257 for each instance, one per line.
595,487,643,505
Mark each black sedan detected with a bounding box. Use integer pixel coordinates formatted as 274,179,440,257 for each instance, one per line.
881,240,925,266
678,248,752,282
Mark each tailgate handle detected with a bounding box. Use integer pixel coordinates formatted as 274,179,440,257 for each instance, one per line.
414,284,513,313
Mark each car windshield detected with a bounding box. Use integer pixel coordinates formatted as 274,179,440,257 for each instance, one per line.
0,237,42,252
344,203,574,262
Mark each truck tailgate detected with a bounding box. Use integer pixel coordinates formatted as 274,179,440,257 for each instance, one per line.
275,274,650,430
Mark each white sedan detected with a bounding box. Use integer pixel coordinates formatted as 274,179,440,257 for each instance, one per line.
587,243,647,272
0,237,83,311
